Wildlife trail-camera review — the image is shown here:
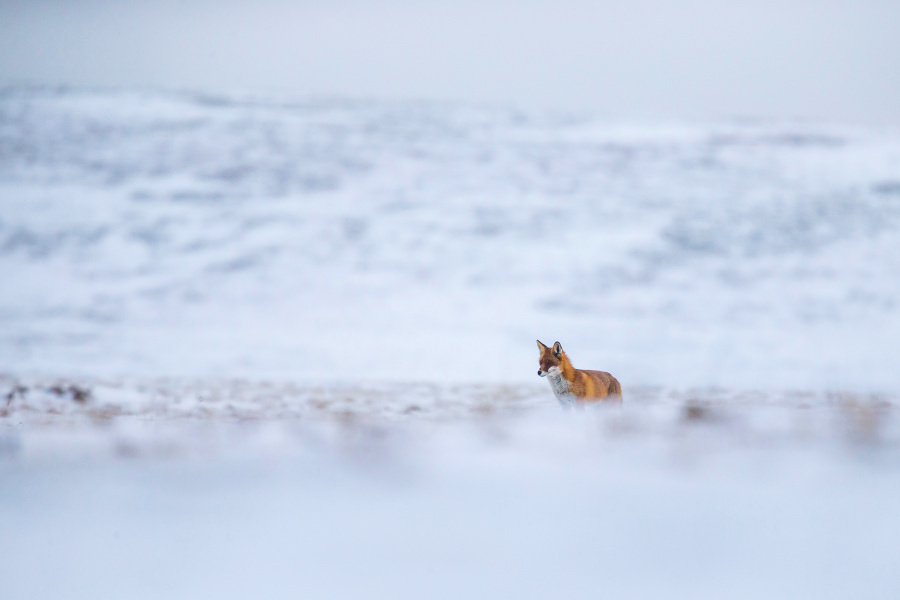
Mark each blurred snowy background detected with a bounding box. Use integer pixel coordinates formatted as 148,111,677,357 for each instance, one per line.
1,88,899,389
2,0,899,389
2,2,900,599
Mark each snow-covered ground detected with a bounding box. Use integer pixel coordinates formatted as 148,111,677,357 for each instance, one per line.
2,87,900,598
2,375,899,599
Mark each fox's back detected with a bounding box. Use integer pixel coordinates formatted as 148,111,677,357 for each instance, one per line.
574,369,622,401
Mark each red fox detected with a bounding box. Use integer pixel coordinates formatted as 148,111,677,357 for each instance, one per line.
537,340,622,405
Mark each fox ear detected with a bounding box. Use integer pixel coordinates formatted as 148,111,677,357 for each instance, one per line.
536,339,548,352
552,341,563,357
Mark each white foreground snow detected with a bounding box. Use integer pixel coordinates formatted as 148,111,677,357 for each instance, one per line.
2,377,900,599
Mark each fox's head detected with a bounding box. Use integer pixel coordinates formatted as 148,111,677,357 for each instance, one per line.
536,340,565,377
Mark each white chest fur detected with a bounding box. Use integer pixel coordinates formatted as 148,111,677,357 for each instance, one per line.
546,367,577,406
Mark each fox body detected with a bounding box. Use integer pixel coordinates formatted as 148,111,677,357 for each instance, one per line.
537,340,622,405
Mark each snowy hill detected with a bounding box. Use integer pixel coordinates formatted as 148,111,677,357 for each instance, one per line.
2,87,899,389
